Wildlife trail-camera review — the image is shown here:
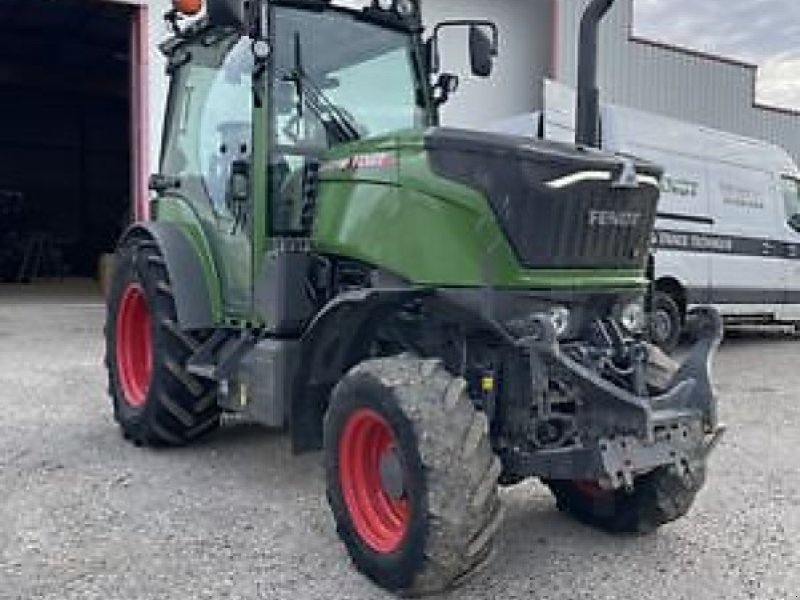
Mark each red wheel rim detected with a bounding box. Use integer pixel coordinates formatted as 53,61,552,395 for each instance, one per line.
573,480,613,499
338,409,410,554
115,283,153,408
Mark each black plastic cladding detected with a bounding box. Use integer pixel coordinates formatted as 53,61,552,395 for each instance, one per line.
426,128,661,270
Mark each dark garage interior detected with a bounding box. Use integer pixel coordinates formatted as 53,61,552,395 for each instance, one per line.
0,0,132,287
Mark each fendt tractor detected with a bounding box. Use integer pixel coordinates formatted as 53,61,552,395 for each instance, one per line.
106,0,724,594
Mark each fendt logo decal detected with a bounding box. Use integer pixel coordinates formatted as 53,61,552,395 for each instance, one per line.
588,210,642,228
320,152,397,173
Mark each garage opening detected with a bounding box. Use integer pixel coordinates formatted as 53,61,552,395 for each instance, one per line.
0,0,135,296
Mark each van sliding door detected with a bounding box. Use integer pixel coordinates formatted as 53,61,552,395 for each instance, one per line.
709,165,781,316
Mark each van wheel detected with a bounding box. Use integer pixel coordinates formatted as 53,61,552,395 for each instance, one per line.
650,292,682,353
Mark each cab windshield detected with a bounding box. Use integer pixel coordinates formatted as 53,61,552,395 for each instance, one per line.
272,7,427,148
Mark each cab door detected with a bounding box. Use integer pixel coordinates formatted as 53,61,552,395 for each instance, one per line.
159,35,255,319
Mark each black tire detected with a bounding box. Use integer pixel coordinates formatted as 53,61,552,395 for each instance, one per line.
105,238,220,446
650,291,682,353
324,355,503,596
546,465,706,534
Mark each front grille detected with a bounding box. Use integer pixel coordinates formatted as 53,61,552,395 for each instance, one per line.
427,128,660,270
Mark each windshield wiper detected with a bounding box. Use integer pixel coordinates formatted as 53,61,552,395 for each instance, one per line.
285,33,361,144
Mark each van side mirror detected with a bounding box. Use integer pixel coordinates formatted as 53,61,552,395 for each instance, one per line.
469,25,497,78
789,213,800,233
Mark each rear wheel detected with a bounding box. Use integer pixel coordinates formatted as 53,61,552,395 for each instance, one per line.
650,292,682,353
324,355,503,596
546,465,706,534
105,238,220,446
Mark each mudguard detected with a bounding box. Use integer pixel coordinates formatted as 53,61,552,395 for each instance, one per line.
119,222,217,331
290,288,429,453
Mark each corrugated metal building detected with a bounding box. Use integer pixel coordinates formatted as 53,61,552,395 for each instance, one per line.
554,0,800,164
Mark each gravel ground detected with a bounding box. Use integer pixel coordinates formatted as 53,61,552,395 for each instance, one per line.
1,288,798,600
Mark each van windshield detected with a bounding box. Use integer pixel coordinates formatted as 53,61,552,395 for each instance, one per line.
781,177,800,232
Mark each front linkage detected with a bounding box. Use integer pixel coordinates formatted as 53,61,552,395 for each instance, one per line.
495,306,724,494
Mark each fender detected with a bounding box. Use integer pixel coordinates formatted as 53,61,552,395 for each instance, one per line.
288,285,526,452
290,288,429,453
119,222,218,331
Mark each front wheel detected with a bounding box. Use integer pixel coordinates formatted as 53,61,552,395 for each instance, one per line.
546,465,706,534
324,356,503,596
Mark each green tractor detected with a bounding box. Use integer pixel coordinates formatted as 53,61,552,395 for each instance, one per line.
106,0,724,594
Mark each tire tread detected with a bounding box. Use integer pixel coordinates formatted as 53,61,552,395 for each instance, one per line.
105,237,220,447
325,354,502,596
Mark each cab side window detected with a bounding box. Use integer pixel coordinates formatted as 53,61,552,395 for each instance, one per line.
199,40,254,218
781,177,800,233
160,36,252,220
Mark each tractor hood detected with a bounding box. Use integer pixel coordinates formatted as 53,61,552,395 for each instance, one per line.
425,128,662,271
313,127,660,288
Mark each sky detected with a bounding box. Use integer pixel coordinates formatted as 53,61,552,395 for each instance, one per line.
633,0,800,111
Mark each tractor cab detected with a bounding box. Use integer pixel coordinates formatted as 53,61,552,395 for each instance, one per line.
154,0,495,320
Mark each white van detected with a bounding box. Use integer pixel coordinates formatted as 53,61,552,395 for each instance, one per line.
492,81,800,349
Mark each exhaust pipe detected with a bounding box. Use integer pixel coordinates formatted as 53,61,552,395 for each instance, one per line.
575,0,616,148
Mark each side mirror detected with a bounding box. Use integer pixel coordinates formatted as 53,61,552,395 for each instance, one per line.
469,24,497,78
789,213,800,233
207,0,247,30
428,20,499,79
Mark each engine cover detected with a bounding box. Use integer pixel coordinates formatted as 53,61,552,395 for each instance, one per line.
426,128,661,270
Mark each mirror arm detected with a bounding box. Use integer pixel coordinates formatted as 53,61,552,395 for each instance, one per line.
430,37,440,73
432,74,459,107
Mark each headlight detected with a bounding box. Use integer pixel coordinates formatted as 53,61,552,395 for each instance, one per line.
620,300,646,334
548,306,571,338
